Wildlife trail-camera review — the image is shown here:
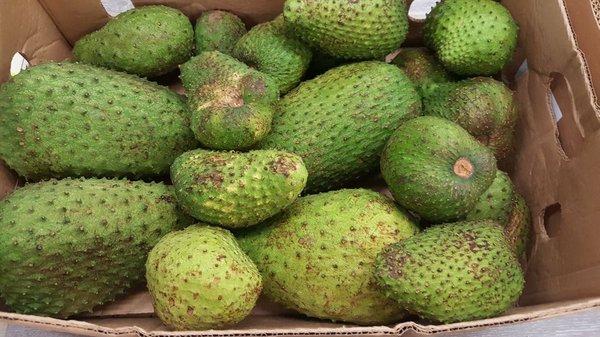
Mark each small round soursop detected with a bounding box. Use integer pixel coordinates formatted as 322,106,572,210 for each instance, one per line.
390,48,454,95
195,10,247,55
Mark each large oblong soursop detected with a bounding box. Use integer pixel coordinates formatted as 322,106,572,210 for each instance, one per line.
237,189,420,325
0,178,190,318
0,62,197,181
260,61,421,193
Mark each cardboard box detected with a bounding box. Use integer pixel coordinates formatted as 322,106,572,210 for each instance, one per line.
1,0,600,335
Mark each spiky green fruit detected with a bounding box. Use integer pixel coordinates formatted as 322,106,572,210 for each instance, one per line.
0,62,197,181
375,221,524,323
238,189,419,324
466,171,530,257
195,10,247,55
260,61,421,193
73,6,193,77
381,116,497,223
424,0,518,76
180,52,279,150
390,48,453,95
171,149,307,228
146,225,261,330
283,0,409,60
234,17,312,94
0,178,189,318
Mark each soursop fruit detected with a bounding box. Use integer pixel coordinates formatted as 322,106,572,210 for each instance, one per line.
180,52,279,150
171,149,307,228
466,171,531,257
381,116,497,223
73,6,194,77
0,62,197,181
390,48,453,95
375,220,524,323
238,189,420,325
0,178,190,318
424,0,518,76
283,0,409,60
195,10,247,55
234,16,312,94
260,61,422,193
146,225,262,330
423,77,518,160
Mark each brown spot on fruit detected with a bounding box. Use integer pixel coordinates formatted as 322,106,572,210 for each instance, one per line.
270,156,297,177
196,172,224,188
453,157,474,179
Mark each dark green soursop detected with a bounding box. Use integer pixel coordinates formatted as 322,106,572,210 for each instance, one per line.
195,10,247,55
390,48,454,95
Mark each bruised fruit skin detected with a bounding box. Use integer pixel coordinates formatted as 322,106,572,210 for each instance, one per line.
283,0,409,60
375,221,524,323
381,116,497,223
390,48,453,95
146,225,262,330
0,62,197,181
234,17,312,94
238,189,420,325
171,149,307,228
423,77,518,160
73,6,194,77
0,178,190,318
260,61,422,193
195,10,247,55
424,0,518,76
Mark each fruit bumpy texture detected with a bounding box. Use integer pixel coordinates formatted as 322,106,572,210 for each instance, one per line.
283,0,409,60
424,0,518,76
260,61,422,193
146,225,262,330
171,149,307,228
238,189,420,325
234,17,312,94
390,48,454,96
381,116,497,223
180,52,279,150
195,10,247,55
423,77,518,160
0,178,190,318
375,221,524,323
73,6,194,77
466,171,531,257
0,62,197,181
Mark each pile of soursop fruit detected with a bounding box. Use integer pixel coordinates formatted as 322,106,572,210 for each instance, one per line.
0,0,529,330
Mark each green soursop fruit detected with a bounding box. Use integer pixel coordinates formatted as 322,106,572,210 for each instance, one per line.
238,189,419,324
73,6,193,77
283,0,409,60
180,52,279,150
0,62,197,181
424,0,518,76
381,116,497,223
171,149,307,228
375,221,524,323
260,61,421,193
146,225,262,330
466,171,531,257
423,77,518,160
195,10,247,55
390,48,453,95
233,17,312,94
0,178,190,318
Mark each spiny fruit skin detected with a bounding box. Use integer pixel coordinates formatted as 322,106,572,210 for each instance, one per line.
195,10,247,55
424,0,518,76
390,48,453,96
423,77,518,160
0,62,197,181
73,6,194,77
260,61,422,193
171,149,308,228
0,178,190,318
381,116,497,223
283,0,409,60
180,52,279,150
466,171,531,257
237,189,420,325
375,221,524,323
234,17,312,94
146,225,262,330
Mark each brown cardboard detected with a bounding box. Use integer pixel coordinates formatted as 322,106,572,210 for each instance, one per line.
1,0,600,335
